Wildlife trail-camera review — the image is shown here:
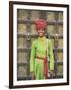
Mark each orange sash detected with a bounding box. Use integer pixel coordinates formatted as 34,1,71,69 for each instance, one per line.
36,56,48,79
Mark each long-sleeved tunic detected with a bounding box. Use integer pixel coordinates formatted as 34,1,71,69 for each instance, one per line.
30,37,54,80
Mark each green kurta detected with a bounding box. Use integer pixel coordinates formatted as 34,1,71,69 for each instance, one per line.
30,37,54,80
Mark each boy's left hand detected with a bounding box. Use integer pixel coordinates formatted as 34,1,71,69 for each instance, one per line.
49,70,55,77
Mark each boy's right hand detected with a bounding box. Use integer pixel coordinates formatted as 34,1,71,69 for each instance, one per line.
30,72,35,80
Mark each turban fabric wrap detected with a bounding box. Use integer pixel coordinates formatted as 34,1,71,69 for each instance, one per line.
35,19,47,30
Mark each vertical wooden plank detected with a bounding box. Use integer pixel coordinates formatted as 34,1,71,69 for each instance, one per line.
26,10,31,78
54,12,59,78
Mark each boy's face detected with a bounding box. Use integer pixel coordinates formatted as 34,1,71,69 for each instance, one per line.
37,29,45,37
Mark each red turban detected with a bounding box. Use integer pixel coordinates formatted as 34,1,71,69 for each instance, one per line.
35,19,47,30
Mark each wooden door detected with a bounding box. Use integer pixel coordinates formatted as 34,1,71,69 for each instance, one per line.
17,9,63,80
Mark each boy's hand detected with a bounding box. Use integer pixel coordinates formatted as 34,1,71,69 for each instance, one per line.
30,72,35,80
49,70,55,78
50,70,54,75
